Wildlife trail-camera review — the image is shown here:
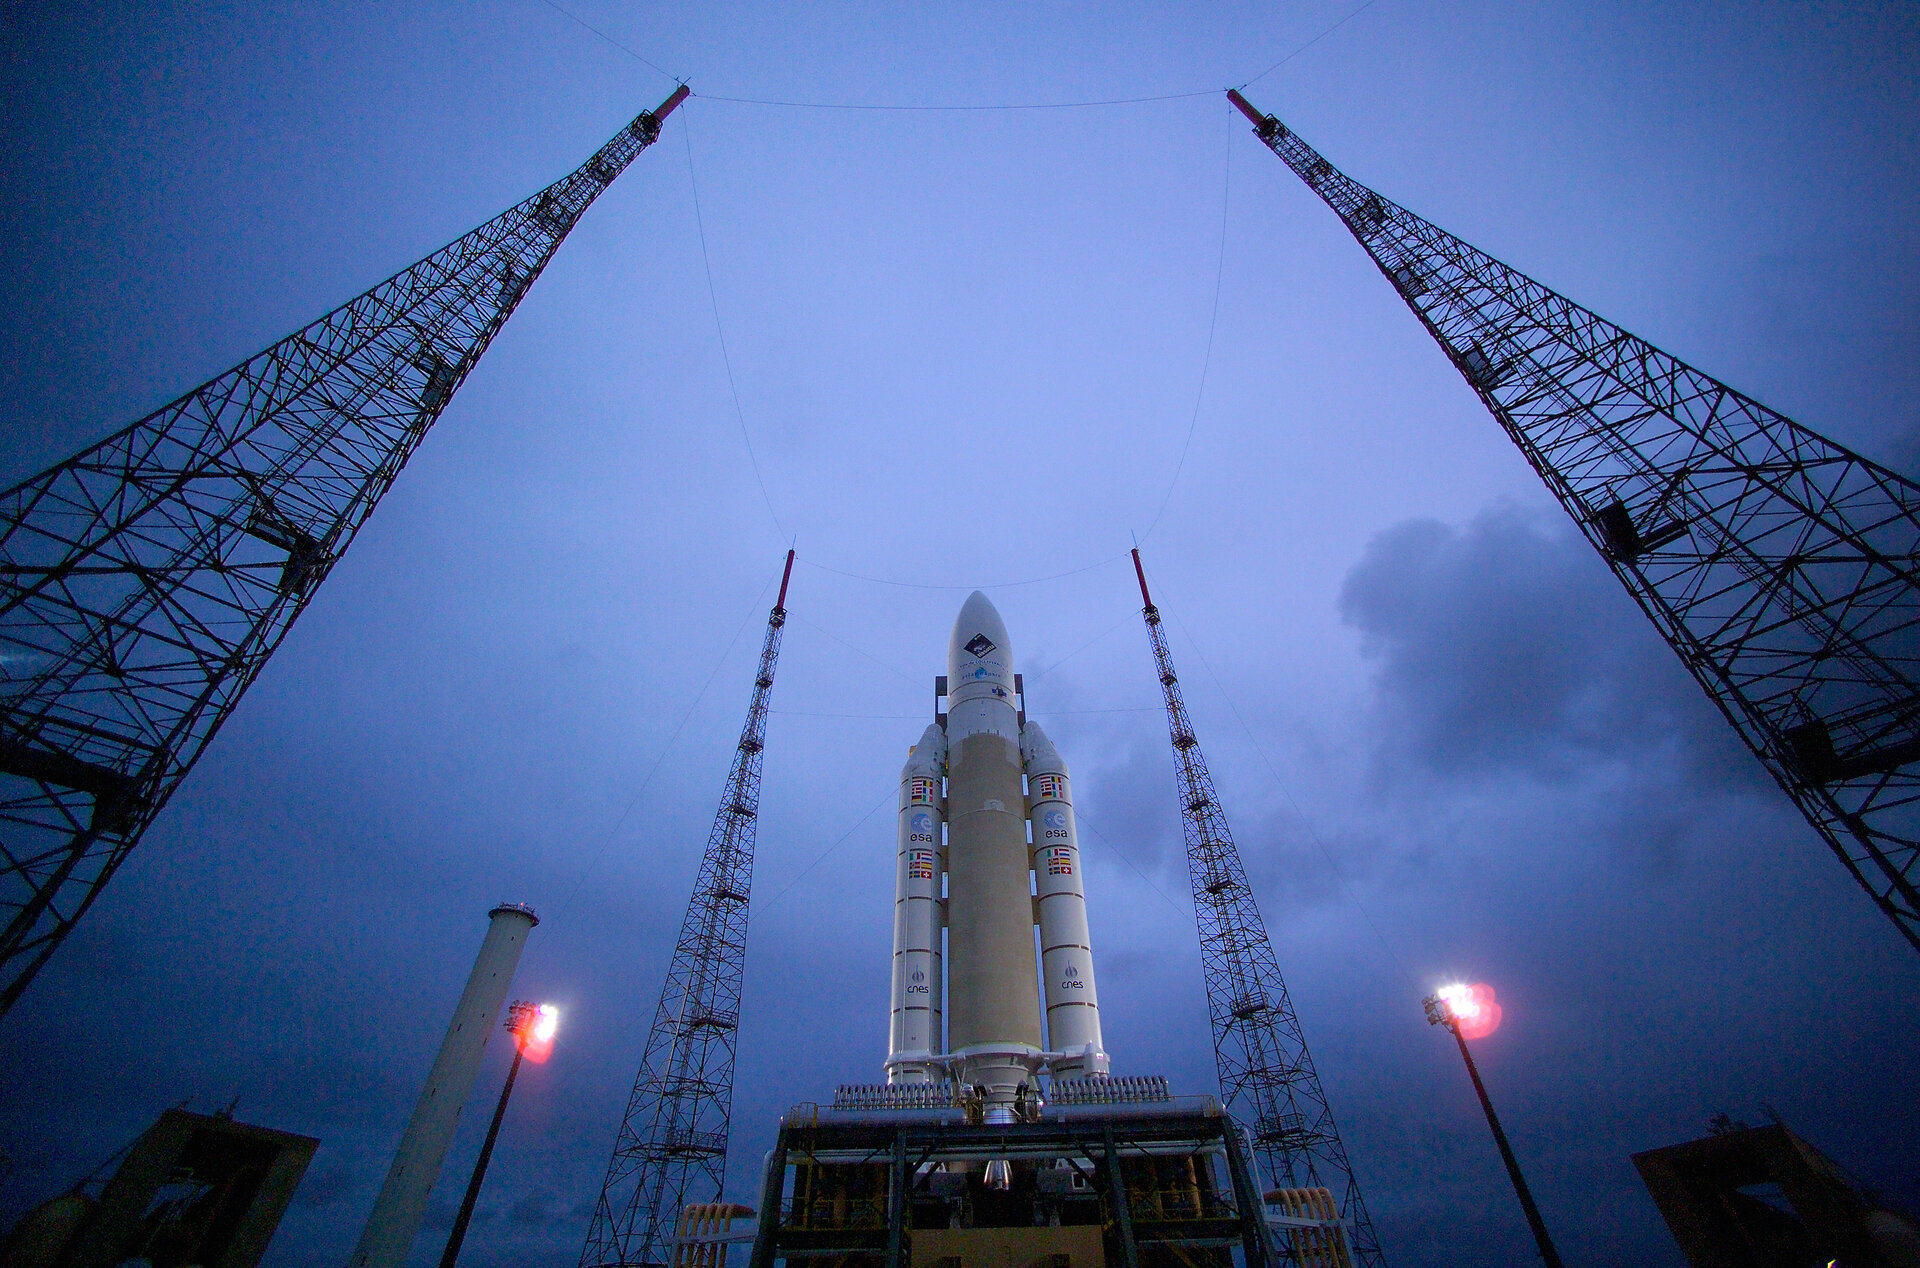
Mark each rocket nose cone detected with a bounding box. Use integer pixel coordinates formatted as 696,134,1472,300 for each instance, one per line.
949,591,1012,669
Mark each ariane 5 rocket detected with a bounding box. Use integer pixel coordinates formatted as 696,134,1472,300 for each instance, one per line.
888,591,1108,1111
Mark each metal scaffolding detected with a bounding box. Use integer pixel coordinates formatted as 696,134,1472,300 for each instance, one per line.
1132,550,1383,1267
0,86,691,1017
1231,89,1920,954
581,551,792,1268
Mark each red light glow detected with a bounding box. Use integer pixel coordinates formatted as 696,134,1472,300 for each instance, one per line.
1437,982,1503,1040
521,1003,560,1064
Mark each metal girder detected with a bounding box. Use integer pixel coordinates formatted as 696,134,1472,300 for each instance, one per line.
580,552,793,1268
1133,551,1384,1267
1230,89,1920,954
0,87,691,1017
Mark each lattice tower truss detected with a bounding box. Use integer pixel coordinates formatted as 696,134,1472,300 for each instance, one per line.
1230,90,1920,953
0,86,690,1017
581,551,792,1268
1132,551,1384,1268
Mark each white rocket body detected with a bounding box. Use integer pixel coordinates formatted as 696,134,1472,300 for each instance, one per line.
885,592,1108,1104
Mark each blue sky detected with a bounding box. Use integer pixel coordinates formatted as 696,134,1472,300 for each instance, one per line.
3,2,1918,1265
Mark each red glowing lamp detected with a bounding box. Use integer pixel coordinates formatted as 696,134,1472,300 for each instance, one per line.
1431,982,1502,1039
510,1001,560,1064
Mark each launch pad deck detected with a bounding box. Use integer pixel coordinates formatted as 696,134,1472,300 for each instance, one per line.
745,1099,1288,1268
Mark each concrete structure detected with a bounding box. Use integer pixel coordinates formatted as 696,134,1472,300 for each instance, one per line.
1633,1120,1920,1267
886,593,1107,1112
348,902,538,1268
5,1107,316,1268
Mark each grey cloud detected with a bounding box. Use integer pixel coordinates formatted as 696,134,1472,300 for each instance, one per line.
1339,503,1758,791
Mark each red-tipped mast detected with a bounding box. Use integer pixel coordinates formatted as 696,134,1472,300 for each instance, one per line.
1226,88,1267,128
1131,548,1154,610
652,85,691,121
775,549,795,611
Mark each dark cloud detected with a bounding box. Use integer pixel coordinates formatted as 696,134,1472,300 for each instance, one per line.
1339,502,1752,789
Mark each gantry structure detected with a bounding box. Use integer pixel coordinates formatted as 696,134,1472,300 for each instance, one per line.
581,551,792,1268
1230,89,1920,954
0,86,687,1017
1133,550,1384,1268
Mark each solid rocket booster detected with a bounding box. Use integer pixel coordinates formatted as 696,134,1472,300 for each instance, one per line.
889,723,946,1080
1024,721,1103,1073
886,591,1108,1105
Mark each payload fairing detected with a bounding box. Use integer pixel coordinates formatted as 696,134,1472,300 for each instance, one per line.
887,592,1108,1113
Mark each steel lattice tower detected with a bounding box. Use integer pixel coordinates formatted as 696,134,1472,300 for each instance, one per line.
1231,89,1920,954
581,551,792,1268
0,86,689,1017
1131,550,1383,1267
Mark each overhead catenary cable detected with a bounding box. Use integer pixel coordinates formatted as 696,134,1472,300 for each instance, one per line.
799,551,1130,592
534,0,682,85
682,114,788,543
1028,614,1134,684
1153,579,1415,983
1073,807,1189,918
769,707,1159,720
1140,102,1233,545
1238,0,1390,90
694,89,1218,112
789,611,922,687
549,568,781,921
757,790,893,913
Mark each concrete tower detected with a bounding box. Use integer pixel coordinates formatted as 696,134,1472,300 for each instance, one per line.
348,902,537,1268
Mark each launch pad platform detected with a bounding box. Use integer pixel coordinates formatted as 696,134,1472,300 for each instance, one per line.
736,1087,1330,1268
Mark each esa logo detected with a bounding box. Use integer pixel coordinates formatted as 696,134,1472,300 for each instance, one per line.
910,812,934,844
1042,809,1069,840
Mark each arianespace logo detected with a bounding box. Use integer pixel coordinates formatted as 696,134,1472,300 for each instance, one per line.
963,633,997,658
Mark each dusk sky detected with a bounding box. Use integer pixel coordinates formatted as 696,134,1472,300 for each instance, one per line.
4,2,1919,1265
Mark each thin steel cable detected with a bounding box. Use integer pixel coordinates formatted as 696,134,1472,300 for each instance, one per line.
788,611,922,687
535,0,682,85
768,706,1158,720
1027,615,1134,683
550,569,780,920
798,551,1130,592
1239,0,1389,90
757,790,893,913
1074,807,1188,916
695,89,1218,112
681,114,788,542
1140,102,1232,545
1154,582,1414,982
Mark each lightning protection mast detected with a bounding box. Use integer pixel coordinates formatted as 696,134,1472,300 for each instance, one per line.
581,551,794,1268
1132,550,1384,1267
1230,89,1920,954
0,86,691,1018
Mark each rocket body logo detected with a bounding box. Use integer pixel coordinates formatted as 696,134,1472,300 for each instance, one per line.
1044,810,1066,829
963,633,997,658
